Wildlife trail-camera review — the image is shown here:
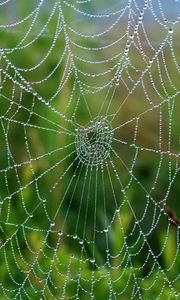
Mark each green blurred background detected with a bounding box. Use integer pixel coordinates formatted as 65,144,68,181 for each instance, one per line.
0,1,180,299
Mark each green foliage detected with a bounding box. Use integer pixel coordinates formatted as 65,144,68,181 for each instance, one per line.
0,2,180,299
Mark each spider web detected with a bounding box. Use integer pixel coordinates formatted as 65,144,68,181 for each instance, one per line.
0,0,180,299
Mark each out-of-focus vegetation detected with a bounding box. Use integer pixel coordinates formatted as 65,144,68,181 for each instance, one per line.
0,1,180,299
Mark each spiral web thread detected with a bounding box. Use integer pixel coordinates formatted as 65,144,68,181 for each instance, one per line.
0,0,180,299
